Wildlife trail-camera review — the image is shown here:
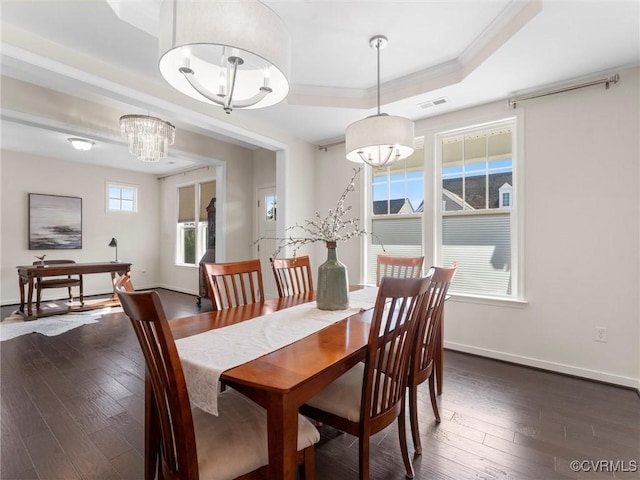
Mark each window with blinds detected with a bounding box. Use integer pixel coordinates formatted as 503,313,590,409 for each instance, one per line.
438,118,517,298
176,180,215,265
366,151,424,284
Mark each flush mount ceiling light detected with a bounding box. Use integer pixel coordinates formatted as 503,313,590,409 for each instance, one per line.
158,0,291,114
119,114,175,162
345,35,415,169
68,138,94,151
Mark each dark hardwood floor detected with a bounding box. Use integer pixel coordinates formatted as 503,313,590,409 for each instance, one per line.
2,289,638,479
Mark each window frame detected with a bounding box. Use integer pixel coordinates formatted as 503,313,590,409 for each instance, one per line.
433,115,525,303
175,178,215,267
106,181,138,213
364,151,425,284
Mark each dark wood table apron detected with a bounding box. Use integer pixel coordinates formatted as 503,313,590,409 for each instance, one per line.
16,262,132,320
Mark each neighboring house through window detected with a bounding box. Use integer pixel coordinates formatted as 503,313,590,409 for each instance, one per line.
177,180,215,265
436,117,520,299
499,183,512,208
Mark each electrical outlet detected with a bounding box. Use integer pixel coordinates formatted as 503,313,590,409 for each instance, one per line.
595,326,608,343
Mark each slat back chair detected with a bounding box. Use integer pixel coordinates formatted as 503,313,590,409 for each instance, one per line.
32,259,83,308
271,256,313,297
408,263,457,455
376,255,424,286
116,288,319,480
202,259,265,310
301,275,433,480
113,273,134,292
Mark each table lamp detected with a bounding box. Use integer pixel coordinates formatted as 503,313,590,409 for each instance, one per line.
108,237,118,262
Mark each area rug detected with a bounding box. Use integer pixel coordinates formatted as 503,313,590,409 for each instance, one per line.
0,307,112,342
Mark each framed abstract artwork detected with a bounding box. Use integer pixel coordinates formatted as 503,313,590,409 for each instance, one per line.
29,193,82,249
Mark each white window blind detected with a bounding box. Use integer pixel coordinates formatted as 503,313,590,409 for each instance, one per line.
367,216,422,284
442,213,511,296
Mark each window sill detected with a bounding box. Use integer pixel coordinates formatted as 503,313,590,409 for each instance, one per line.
175,263,199,269
448,293,528,309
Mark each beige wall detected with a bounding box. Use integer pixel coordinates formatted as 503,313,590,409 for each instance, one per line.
0,151,161,302
313,146,365,286
0,74,318,301
434,67,639,387
314,67,640,388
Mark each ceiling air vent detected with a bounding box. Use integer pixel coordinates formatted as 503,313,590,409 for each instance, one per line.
418,97,448,109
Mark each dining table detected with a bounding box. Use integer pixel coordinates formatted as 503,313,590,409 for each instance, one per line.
163,287,446,480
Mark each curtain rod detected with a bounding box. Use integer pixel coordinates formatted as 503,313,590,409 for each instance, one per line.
157,164,211,180
318,140,345,152
508,73,619,108
318,136,425,152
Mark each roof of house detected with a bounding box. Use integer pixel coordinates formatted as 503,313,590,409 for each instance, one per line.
443,172,512,210
373,198,414,215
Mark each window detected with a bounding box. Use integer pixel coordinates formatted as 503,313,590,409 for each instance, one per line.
366,151,424,284
499,183,512,208
437,118,519,299
177,180,215,265
107,182,137,212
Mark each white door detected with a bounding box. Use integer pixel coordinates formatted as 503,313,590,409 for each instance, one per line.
257,186,277,298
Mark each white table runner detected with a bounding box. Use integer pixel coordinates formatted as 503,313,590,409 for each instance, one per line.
175,287,379,415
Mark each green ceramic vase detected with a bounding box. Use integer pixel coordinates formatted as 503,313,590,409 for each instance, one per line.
316,241,349,310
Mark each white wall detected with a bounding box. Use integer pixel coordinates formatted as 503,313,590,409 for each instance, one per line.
0,75,320,303
0,151,161,303
157,149,255,295
314,67,640,387
437,67,639,387
314,146,365,286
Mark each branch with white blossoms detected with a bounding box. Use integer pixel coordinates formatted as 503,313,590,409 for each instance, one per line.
253,167,384,258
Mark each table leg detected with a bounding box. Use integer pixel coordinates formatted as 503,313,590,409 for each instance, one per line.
436,312,444,394
18,275,26,313
267,395,299,480
27,277,34,318
110,272,117,301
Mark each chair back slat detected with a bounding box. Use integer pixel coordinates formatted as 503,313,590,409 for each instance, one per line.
271,256,313,297
376,255,424,286
203,259,265,310
116,289,199,480
364,275,432,421
413,263,457,375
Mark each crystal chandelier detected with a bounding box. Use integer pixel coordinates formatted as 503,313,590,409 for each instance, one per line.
345,36,415,169
119,115,175,162
158,0,290,114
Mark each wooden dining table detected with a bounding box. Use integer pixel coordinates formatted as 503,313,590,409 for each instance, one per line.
166,289,446,480
168,292,371,479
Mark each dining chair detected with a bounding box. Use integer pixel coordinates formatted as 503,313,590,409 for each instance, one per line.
408,263,457,455
202,259,265,310
271,255,314,297
116,288,320,480
32,259,83,308
113,272,134,292
376,255,424,286
301,275,433,480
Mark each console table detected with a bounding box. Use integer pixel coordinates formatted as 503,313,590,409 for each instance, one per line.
16,262,132,320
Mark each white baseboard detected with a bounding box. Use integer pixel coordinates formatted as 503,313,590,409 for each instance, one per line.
445,341,639,389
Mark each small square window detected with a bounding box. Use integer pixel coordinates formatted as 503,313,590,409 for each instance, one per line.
107,182,138,212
